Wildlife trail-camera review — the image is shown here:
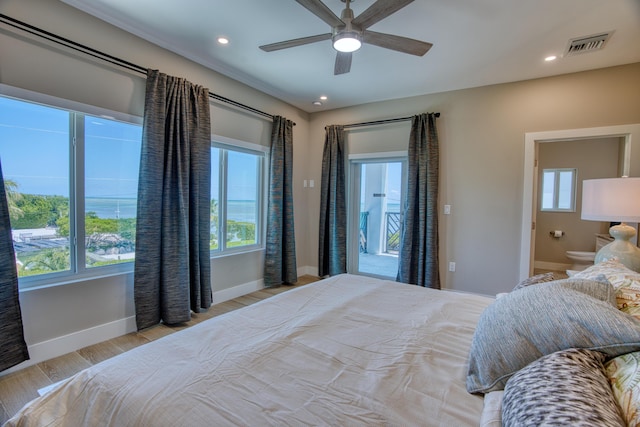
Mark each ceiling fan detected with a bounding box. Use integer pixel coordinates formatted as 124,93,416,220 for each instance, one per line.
259,0,433,75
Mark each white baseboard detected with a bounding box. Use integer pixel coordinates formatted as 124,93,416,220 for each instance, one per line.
2,315,137,376
534,260,572,272
212,279,264,303
2,268,318,378
298,265,318,278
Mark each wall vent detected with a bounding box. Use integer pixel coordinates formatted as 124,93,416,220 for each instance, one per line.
565,32,612,56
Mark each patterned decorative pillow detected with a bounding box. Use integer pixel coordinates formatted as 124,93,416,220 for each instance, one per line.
573,258,640,319
572,258,626,278
512,272,555,291
466,278,640,394
605,351,640,426
502,348,625,427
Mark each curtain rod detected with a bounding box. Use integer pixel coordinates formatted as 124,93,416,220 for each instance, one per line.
342,113,440,129
0,13,292,124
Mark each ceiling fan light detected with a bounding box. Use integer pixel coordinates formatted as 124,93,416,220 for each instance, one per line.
333,32,361,53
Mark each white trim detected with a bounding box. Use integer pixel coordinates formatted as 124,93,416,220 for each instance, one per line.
520,123,640,281
298,265,319,278
213,279,264,303
2,275,303,378
0,271,320,378
534,260,572,272
19,269,134,294
1,315,137,376
212,134,268,153
348,151,407,160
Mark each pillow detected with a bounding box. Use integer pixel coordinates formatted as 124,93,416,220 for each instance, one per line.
502,348,625,427
573,258,640,319
466,278,640,394
617,287,640,320
512,272,555,291
605,351,640,426
572,258,632,282
480,391,503,427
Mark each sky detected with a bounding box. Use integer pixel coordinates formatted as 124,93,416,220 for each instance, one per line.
0,96,258,202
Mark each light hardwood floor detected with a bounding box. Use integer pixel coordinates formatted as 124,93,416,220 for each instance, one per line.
0,275,319,424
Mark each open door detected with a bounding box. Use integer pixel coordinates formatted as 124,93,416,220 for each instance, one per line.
348,158,406,279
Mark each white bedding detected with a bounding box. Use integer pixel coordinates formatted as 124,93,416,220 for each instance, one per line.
6,274,493,427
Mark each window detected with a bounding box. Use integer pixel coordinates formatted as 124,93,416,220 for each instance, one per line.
541,168,576,212
0,93,142,288
210,141,265,253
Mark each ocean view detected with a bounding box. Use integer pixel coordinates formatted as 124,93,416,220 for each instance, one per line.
86,198,257,222
86,198,137,219
360,202,401,213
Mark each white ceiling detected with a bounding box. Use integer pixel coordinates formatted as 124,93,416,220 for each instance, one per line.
61,0,640,113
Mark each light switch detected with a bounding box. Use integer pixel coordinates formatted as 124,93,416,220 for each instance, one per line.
444,205,451,215
309,180,315,188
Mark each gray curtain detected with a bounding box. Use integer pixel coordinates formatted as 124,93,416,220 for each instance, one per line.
397,113,440,288
0,160,30,371
134,69,212,330
318,125,347,277
264,116,298,287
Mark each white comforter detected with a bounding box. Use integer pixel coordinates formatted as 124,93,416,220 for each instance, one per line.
6,274,493,427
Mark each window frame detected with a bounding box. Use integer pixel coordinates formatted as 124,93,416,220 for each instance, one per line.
210,135,268,257
0,85,142,290
540,167,577,212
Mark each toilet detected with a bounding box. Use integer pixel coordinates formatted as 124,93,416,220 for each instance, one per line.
565,250,596,271
565,233,614,271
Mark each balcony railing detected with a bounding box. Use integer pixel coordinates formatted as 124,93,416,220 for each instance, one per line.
359,212,368,253
359,211,401,254
385,212,400,253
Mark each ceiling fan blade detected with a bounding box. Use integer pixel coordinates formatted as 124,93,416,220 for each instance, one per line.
259,33,332,52
352,0,414,30
334,51,352,75
362,30,432,56
295,0,345,27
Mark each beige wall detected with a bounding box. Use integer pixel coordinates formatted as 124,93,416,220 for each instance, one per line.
534,138,621,266
308,63,640,296
2,0,640,369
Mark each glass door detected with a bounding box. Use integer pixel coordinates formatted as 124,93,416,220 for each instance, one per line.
349,159,405,279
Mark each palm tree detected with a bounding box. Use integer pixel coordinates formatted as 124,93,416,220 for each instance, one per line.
4,179,24,221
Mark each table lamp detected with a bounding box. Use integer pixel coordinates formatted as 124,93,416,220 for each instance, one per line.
581,177,640,272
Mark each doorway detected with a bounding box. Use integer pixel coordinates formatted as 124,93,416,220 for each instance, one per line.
519,124,640,280
533,138,621,274
348,158,406,279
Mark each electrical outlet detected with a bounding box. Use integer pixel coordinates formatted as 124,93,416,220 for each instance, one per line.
449,262,456,272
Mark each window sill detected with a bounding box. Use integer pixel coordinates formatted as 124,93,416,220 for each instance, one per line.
210,247,265,259
18,248,266,292
18,266,134,293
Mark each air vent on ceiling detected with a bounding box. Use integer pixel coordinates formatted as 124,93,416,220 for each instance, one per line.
565,32,612,56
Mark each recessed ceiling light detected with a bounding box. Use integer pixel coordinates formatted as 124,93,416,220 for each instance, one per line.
544,55,557,62
320,96,328,101
217,37,229,45
312,101,323,106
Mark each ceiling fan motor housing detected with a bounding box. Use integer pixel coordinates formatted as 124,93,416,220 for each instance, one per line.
332,1,362,52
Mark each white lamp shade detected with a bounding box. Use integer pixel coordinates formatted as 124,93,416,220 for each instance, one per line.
581,177,640,223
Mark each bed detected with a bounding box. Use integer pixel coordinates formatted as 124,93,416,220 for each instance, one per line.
7,265,640,426
5,274,492,426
